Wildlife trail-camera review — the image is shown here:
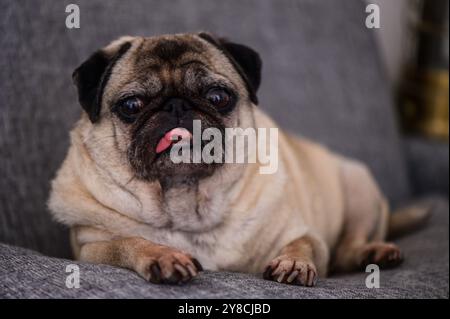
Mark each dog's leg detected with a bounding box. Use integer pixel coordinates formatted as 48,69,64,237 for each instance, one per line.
263,234,328,286
75,228,203,284
331,160,403,272
333,236,403,272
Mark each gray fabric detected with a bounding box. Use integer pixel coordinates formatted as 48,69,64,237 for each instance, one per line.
405,138,449,197
1,197,447,299
0,0,411,258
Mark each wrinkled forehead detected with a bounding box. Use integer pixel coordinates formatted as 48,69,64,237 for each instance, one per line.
136,35,209,66
106,35,241,101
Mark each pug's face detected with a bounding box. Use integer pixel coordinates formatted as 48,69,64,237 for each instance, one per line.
73,33,261,186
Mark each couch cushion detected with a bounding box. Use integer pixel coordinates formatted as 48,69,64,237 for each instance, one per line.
0,0,410,257
1,197,447,299
405,138,449,197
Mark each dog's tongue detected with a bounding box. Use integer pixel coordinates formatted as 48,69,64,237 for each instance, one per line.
156,127,192,154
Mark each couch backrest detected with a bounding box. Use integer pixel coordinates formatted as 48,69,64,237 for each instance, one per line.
0,0,410,257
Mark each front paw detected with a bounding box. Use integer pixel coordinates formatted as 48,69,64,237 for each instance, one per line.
136,247,203,284
263,255,318,287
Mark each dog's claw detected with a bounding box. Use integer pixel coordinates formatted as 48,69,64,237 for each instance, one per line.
164,271,182,284
192,258,204,271
286,270,299,283
263,266,273,280
149,263,162,284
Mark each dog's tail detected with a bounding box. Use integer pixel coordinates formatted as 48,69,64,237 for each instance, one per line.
387,199,434,239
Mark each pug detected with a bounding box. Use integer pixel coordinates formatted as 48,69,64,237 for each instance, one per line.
48,32,430,286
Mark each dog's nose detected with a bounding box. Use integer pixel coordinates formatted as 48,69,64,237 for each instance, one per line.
162,98,191,117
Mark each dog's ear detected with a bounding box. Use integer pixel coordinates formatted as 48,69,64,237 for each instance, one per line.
72,37,134,123
198,32,262,104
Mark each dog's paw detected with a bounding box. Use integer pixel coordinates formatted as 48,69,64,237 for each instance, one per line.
359,242,403,269
135,248,203,284
263,255,318,287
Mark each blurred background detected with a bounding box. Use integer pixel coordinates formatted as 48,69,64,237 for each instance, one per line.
373,0,448,140
0,0,448,258
372,0,449,196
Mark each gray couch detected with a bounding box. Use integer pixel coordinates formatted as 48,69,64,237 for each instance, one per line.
0,0,448,298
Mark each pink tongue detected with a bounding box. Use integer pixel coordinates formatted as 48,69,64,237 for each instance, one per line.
156,128,192,154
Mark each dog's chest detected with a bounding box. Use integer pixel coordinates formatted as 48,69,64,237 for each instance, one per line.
129,185,268,272
161,183,228,231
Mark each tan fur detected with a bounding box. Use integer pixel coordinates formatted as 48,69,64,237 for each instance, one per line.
48,33,406,286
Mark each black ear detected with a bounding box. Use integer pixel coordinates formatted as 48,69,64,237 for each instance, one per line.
198,33,262,104
72,42,132,123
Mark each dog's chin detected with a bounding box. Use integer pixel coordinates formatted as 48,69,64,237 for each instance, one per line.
131,148,220,187
157,154,218,186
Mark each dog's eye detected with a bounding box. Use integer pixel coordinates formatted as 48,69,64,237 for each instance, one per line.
117,97,143,119
205,88,231,109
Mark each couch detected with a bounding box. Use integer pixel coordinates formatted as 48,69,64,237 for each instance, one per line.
0,0,448,298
